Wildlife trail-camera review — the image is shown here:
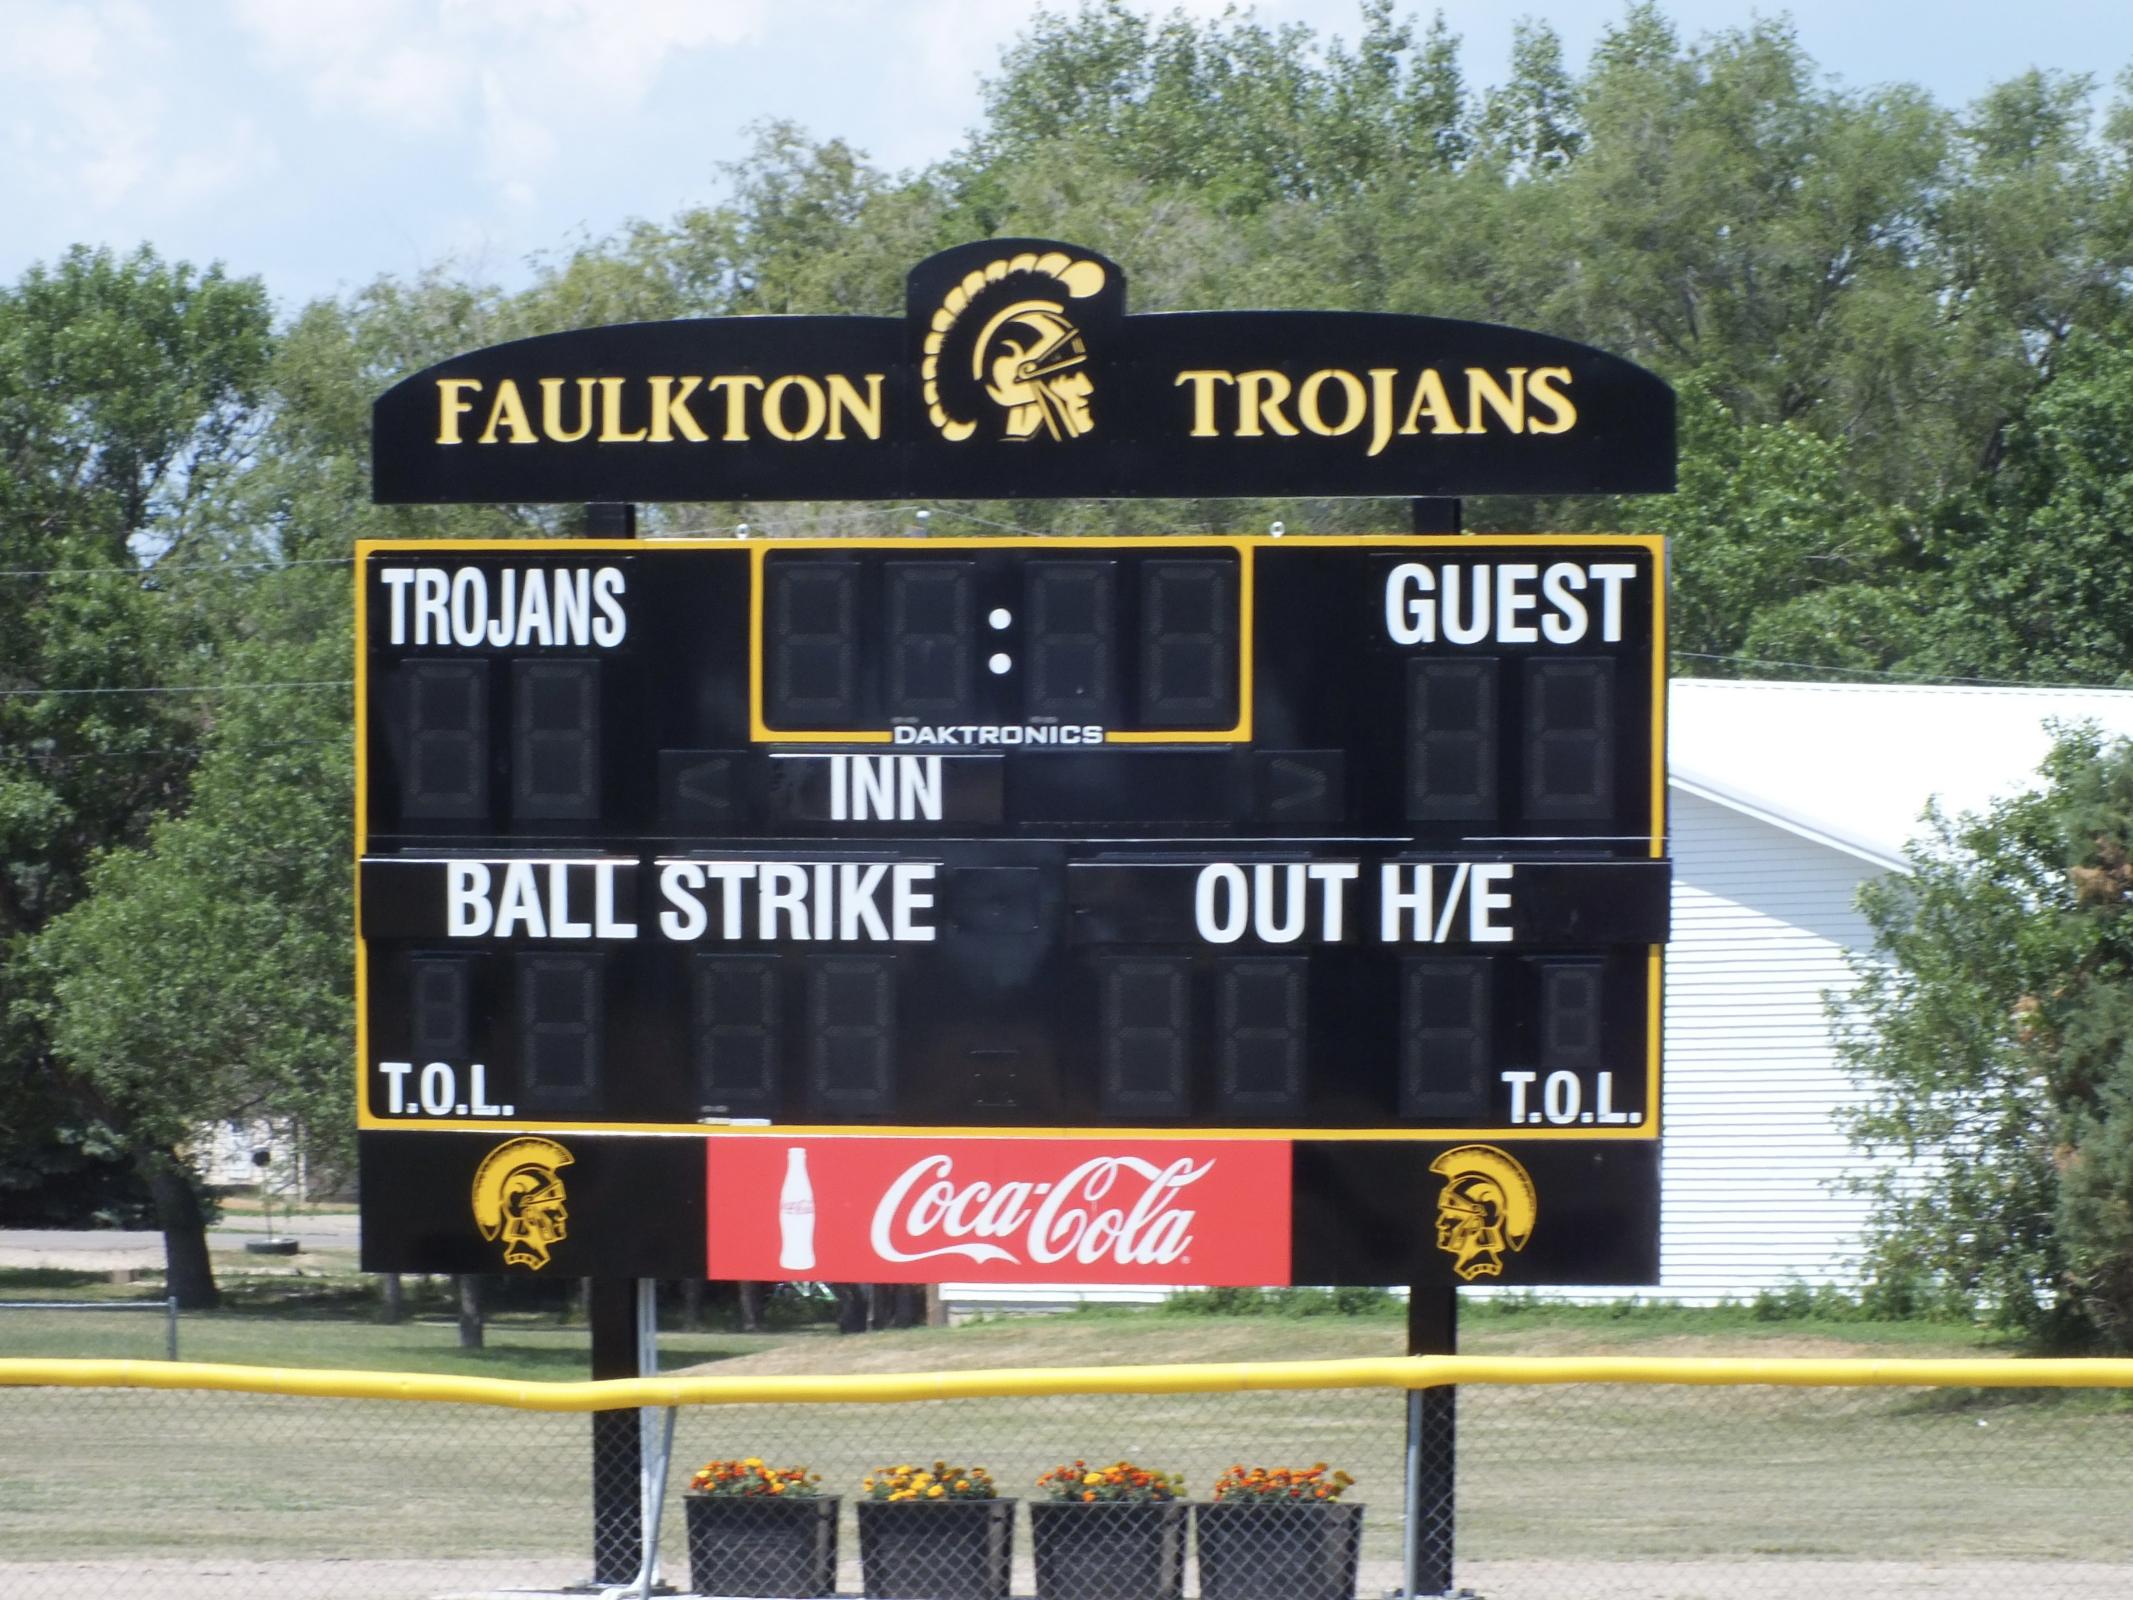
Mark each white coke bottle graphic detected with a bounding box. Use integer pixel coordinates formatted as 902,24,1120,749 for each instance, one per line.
777,1147,817,1272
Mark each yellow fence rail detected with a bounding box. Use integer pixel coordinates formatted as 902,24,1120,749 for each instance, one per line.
6,1353,2133,1410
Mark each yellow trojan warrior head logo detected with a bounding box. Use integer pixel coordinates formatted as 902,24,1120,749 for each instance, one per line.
923,250,1107,443
471,1137,574,1270
1430,1145,1537,1281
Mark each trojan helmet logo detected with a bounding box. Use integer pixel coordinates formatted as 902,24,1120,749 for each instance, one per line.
1429,1145,1537,1281
923,250,1107,443
471,1137,574,1270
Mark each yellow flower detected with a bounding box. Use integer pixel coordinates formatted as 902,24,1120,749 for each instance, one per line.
927,1485,945,1499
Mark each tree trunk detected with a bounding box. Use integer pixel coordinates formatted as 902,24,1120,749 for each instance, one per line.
142,1152,218,1310
869,1283,922,1330
379,1273,406,1323
738,1280,766,1333
456,1274,485,1349
682,1276,704,1331
831,1282,869,1334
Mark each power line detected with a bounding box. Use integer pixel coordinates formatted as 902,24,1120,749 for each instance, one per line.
0,507,949,578
0,680,352,699
0,739,343,768
0,555,354,579
1673,652,2131,691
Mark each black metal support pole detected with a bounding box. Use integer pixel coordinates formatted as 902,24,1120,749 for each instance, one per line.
1408,492,1469,1593
582,501,644,1589
1410,497,1463,535
585,501,638,539
588,1278,643,1585
1407,1286,1457,1595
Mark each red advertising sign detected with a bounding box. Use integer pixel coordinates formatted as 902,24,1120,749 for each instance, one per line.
704,1135,1292,1285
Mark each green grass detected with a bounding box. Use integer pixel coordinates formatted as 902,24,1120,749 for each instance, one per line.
0,1268,2028,1378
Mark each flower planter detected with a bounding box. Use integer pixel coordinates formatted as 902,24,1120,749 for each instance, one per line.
684,1494,839,1598
1029,1499,1186,1600
1193,1500,1363,1600
856,1497,1016,1600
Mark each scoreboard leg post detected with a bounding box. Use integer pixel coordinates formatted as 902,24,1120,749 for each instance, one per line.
581,508,646,1589
583,501,637,538
588,1276,644,1586
1403,1286,1457,1596
1409,497,1462,535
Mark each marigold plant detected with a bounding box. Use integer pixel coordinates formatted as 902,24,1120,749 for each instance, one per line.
686,1458,823,1498
1210,1464,1354,1502
1035,1459,1184,1503
862,1462,998,1501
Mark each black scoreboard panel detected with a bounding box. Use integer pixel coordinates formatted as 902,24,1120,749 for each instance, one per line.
357,535,1665,1145
364,540,1661,846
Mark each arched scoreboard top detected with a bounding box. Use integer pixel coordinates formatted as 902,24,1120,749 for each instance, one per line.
373,238,1674,505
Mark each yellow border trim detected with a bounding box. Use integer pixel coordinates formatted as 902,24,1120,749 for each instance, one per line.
356,1118,1657,1141
351,534,1668,1140
6,1355,2131,1412
743,537,1259,745
354,552,372,1123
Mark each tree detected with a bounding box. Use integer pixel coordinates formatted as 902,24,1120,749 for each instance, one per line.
1921,330,2133,683
0,246,273,1300
23,624,353,1307
1842,730,2133,1349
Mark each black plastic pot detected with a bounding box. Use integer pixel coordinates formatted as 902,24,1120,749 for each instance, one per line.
684,1493,839,1598
855,1497,1015,1600
1029,1499,1187,1600
1193,1500,1363,1600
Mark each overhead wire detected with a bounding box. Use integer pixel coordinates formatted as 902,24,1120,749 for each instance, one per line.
0,739,344,769
0,680,352,698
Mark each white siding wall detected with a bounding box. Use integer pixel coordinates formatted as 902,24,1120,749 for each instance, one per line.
951,789,1900,1316
1660,788,1887,1299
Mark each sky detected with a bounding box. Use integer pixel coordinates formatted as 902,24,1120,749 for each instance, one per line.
2,0,2128,314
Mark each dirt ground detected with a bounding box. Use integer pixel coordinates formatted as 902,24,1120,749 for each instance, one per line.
7,1555,2133,1600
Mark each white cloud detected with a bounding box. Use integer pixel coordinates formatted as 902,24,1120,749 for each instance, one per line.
0,2,274,222
229,0,770,196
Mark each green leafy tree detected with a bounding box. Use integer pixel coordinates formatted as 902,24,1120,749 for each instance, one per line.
1923,330,2133,683
0,246,273,1293
1843,731,2133,1348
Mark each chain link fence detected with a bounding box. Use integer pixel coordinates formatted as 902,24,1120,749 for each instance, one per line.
4,1358,2133,1600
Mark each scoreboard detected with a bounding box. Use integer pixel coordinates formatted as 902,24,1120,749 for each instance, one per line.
357,534,1668,1287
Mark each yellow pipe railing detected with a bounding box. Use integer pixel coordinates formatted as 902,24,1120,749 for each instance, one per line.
4,1354,2132,1412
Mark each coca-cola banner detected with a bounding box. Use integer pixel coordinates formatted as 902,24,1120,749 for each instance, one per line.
705,1135,1291,1285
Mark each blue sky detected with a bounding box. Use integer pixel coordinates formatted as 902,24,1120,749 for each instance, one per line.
2,0,2126,313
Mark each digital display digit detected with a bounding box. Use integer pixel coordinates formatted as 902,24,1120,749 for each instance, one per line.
886,559,974,719
1138,560,1237,727
1217,958,1306,1113
1101,958,1190,1115
1537,959,1604,1070
1400,957,1491,1117
1525,657,1615,821
398,660,489,819
766,559,860,727
808,957,894,1113
1407,658,1499,822
409,956,471,1061
692,955,781,1113
1026,560,1115,721
518,953,602,1110
512,659,600,820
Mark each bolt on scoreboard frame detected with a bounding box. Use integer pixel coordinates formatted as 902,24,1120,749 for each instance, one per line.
357,531,1667,1287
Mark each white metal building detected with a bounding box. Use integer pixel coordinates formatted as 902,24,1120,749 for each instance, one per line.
1659,678,2133,1300
949,678,2133,1312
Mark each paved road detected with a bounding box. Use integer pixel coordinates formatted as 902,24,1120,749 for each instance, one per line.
0,1213,359,1271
